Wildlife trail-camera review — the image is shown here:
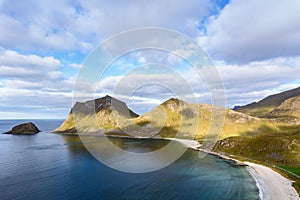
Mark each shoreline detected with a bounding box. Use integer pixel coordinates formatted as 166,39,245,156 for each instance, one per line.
166,138,300,200
245,162,299,200
54,132,299,200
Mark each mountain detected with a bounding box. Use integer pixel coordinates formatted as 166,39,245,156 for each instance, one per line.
235,86,300,117
53,95,138,133
266,95,300,123
214,87,300,168
133,98,268,139
54,96,272,140
213,123,300,166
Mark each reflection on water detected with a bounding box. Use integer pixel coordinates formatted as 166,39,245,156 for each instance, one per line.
0,123,259,200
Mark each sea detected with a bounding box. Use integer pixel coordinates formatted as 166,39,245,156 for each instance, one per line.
0,119,259,200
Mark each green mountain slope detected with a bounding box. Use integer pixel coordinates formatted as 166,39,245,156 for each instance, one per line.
214,124,300,166
235,86,300,117
133,98,271,140
215,88,300,193
266,95,300,123
213,123,300,193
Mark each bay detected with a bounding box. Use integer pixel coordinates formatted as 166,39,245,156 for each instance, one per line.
0,120,259,200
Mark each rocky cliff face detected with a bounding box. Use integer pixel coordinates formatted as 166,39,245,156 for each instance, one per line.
53,95,138,133
70,95,138,117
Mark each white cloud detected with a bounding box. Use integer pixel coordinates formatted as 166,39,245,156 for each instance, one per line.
0,50,75,118
2,53,297,118
48,71,63,79
0,85,75,119
69,63,82,69
0,0,214,52
198,0,300,63
2,80,42,89
218,56,300,88
90,55,300,112
0,66,39,77
216,56,300,107
91,66,210,113
0,0,299,118
138,57,146,64
0,50,65,83
0,50,62,70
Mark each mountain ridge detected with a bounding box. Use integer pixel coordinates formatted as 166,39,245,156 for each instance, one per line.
54,95,270,140
54,86,300,139
235,86,300,117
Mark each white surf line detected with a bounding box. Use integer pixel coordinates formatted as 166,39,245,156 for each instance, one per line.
165,138,299,200
164,138,202,150
245,162,299,200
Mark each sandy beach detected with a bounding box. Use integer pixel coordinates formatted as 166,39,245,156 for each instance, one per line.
170,138,300,200
165,138,202,150
245,162,299,200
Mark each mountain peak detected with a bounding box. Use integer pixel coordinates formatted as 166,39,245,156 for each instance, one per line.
70,95,138,117
236,86,300,118
54,95,138,133
162,97,188,105
103,95,113,100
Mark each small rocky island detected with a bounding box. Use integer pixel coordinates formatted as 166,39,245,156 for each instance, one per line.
3,122,41,135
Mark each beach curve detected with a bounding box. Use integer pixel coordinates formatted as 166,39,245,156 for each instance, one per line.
167,138,300,200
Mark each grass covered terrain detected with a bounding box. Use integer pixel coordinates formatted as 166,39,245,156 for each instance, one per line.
237,106,275,118
213,124,300,166
213,124,300,194
278,166,300,177
276,166,300,195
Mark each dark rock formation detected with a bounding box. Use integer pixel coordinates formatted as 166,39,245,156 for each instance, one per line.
70,95,139,117
3,122,41,135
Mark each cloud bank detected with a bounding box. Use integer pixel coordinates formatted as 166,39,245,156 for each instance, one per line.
198,0,300,63
0,0,299,118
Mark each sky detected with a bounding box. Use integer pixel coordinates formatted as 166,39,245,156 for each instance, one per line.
0,0,300,119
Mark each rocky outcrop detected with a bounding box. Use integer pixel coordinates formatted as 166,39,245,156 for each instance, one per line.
53,95,139,133
3,122,41,135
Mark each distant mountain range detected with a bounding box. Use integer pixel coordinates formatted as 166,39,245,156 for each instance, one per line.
234,86,300,121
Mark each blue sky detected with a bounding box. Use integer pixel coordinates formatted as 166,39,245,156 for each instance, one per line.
0,0,300,119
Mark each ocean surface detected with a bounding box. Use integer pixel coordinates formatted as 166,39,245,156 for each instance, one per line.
0,120,259,200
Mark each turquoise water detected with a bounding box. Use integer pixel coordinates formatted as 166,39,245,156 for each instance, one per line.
0,120,259,200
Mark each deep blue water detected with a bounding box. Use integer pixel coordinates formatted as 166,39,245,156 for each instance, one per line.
0,120,259,200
